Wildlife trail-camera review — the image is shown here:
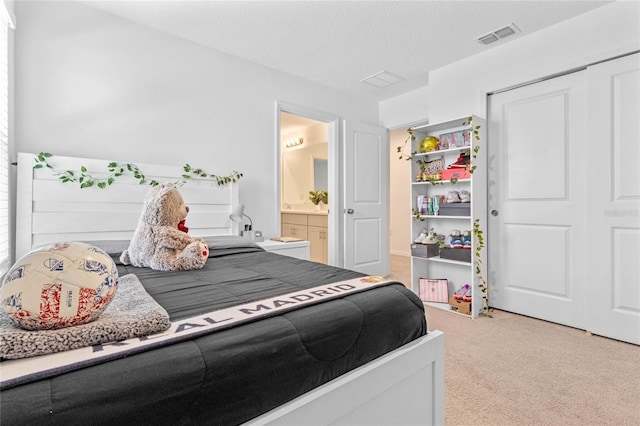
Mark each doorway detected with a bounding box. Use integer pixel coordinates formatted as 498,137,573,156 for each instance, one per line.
276,103,391,275
280,111,330,264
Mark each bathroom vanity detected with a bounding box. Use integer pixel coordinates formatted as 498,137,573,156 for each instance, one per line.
281,211,328,264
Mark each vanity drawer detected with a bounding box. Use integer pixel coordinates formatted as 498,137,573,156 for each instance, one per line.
308,215,328,227
281,213,308,226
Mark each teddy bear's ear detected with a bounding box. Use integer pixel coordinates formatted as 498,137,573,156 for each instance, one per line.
141,183,175,225
158,187,184,225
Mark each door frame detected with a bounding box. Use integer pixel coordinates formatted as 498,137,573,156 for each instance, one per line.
275,102,342,266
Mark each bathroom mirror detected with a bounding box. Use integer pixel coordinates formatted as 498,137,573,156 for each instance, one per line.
313,158,328,191
281,142,327,205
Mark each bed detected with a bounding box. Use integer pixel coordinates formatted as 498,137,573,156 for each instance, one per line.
1,153,445,425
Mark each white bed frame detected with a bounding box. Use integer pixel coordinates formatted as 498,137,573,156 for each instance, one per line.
15,152,445,425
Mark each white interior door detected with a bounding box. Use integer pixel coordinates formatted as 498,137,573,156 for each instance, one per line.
343,120,389,276
488,72,588,329
585,53,640,345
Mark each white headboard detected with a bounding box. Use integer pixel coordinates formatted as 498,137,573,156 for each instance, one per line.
16,152,239,259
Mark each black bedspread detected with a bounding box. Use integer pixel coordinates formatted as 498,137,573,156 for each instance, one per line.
1,241,427,425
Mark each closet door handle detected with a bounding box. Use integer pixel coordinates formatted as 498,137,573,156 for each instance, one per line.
491,209,499,216
346,208,355,214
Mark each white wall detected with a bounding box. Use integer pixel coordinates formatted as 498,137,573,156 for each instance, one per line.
13,1,378,240
379,86,429,131
380,1,640,127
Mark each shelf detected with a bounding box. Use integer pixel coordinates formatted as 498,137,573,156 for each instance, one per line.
412,117,471,134
415,215,471,220
412,255,471,266
412,179,471,185
423,301,471,317
413,146,472,158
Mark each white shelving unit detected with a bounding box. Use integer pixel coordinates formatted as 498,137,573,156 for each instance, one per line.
408,116,487,318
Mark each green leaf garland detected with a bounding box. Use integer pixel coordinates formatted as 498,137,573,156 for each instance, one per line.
33,152,242,189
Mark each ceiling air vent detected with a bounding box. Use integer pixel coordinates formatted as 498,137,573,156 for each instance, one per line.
477,23,520,45
361,71,404,88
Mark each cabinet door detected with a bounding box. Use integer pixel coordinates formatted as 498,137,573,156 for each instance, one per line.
309,225,327,263
282,224,308,240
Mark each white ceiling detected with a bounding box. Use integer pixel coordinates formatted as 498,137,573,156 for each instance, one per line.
81,0,611,102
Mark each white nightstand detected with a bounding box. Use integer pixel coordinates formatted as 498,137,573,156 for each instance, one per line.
256,240,310,261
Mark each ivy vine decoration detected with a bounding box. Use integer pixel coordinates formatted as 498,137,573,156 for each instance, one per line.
181,164,243,186
33,152,242,189
396,128,416,161
462,116,482,175
462,116,481,141
461,117,491,317
426,176,443,185
473,219,491,317
412,208,425,222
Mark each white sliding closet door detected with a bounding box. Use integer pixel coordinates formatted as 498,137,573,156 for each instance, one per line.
585,53,639,345
488,53,640,344
488,72,588,329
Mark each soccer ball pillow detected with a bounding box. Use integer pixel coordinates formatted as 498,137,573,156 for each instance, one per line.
1,242,118,330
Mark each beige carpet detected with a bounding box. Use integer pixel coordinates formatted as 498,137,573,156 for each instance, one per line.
389,255,640,426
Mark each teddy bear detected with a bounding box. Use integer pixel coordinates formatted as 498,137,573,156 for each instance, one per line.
120,183,209,271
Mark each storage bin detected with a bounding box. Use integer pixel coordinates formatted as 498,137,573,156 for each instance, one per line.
449,296,472,315
441,167,471,180
439,247,471,263
410,243,439,258
419,278,449,303
438,203,470,217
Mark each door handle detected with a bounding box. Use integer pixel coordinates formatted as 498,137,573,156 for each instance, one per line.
491,209,499,216
346,208,355,214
